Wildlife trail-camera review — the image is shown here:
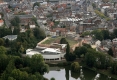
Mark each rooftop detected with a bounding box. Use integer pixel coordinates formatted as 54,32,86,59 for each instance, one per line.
3,35,17,41
41,48,61,54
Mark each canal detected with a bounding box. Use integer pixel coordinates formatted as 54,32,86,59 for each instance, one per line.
43,66,117,80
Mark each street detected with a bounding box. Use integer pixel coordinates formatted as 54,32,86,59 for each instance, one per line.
1,7,10,28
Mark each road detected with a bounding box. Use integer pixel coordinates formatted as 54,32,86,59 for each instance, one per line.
1,7,10,28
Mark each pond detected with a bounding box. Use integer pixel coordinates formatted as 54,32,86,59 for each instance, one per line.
43,66,117,80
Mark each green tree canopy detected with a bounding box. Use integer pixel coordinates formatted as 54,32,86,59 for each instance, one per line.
33,28,46,40
102,30,110,40
10,69,28,80
108,48,113,57
111,61,117,75
114,29,117,37
71,62,80,72
91,29,103,40
10,16,20,27
92,3,96,9
60,38,67,44
85,49,113,69
0,46,6,54
31,54,49,74
33,2,40,9
51,77,55,80
0,38,4,46
64,42,76,61
74,46,87,58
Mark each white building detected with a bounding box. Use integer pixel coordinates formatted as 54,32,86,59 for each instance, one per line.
95,40,101,47
112,38,117,44
30,25,36,29
26,47,66,61
41,48,65,60
3,35,17,41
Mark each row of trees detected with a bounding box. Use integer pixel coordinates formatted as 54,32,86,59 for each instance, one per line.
0,46,49,80
85,47,117,75
0,27,20,38
94,10,110,21
81,29,117,41
85,49,113,69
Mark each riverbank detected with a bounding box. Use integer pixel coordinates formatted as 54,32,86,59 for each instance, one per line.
84,65,117,79
46,60,117,79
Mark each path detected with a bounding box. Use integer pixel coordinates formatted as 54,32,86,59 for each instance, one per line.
72,39,84,51
37,37,50,45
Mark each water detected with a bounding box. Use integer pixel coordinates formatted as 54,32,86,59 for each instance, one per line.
43,66,117,80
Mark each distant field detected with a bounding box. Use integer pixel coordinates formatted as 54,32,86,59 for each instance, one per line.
41,36,78,47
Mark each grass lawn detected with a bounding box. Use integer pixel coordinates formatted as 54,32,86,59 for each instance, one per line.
42,37,61,44
41,36,78,47
66,38,78,47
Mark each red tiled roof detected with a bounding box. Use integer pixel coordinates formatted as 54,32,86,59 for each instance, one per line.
57,4,67,9
0,20,3,23
51,28,67,32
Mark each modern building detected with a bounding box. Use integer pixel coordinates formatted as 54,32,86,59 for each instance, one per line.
26,43,66,61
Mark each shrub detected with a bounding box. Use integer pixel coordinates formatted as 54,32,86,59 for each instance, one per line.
71,62,80,72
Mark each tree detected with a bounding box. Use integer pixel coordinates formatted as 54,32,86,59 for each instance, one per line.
1,60,16,80
28,73,44,80
74,46,87,58
10,19,17,26
91,30,103,40
102,30,110,40
111,61,117,75
114,29,117,37
85,52,96,67
82,43,91,49
81,31,91,37
64,42,76,61
10,69,28,80
8,77,16,80
66,42,70,55
0,38,4,46
65,52,76,61
50,77,55,80
33,2,40,9
8,5,12,9
14,16,20,23
33,28,46,40
102,0,110,3
92,3,96,9
85,48,113,69
0,46,6,54
10,16,20,26
13,27,20,35
31,54,49,74
71,62,80,72
108,48,113,57
5,39,10,47
109,33,115,40
32,17,39,27
60,38,67,44
0,54,8,74
18,45,25,53
104,10,108,17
